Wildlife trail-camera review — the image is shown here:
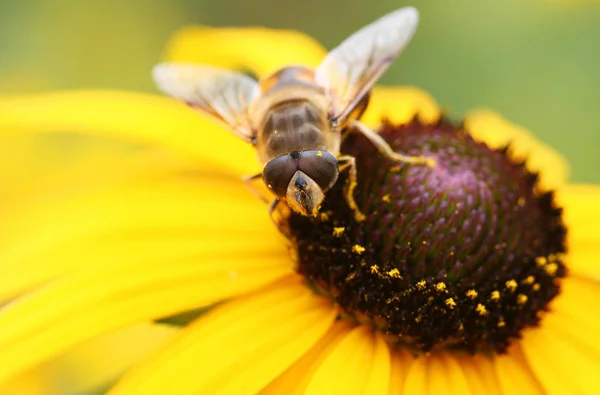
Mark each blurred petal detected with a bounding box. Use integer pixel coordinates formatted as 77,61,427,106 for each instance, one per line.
464,109,569,192
0,235,289,385
456,354,501,395
260,321,353,395
493,344,545,395
304,326,390,395
362,86,441,128
0,177,284,302
557,184,600,281
0,323,178,395
109,276,337,395
388,349,415,395
163,26,327,78
0,90,259,176
403,352,471,395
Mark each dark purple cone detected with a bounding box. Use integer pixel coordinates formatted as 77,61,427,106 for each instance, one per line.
285,118,567,354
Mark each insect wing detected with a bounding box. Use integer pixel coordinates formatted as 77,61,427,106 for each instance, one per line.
153,63,261,143
315,7,419,123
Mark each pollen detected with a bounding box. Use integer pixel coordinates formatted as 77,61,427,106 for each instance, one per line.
533,283,541,291
332,227,345,237
370,265,380,274
416,280,426,290
352,244,366,255
517,197,526,207
317,150,323,157
544,263,559,276
517,294,528,305
476,304,488,316
387,268,402,278
536,256,548,267
522,276,535,285
435,282,447,292
390,165,401,172
498,320,506,328
382,193,391,203
466,289,478,299
489,290,500,301
505,279,518,292
445,298,457,309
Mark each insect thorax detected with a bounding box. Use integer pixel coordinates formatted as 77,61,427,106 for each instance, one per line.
256,99,340,163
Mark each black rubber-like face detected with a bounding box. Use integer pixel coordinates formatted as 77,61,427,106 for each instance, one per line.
297,150,339,192
262,154,298,197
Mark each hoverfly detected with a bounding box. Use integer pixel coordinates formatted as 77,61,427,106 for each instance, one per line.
153,6,433,222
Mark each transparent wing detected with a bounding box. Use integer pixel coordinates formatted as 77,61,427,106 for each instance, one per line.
315,7,419,123
153,63,260,142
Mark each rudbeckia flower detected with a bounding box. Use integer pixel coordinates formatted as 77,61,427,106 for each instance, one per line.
0,22,599,395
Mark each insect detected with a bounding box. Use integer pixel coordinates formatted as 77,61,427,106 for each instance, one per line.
153,6,434,222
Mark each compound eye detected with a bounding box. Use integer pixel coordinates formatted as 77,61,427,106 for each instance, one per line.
262,154,298,197
297,150,339,192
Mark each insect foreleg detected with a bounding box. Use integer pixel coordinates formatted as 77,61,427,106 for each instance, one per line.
242,173,269,203
337,155,366,222
349,120,436,167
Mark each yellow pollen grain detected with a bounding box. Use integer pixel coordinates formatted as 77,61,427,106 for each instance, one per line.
416,280,426,290
548,253,557,262
387,268,402,279
517,197,526,207
517,294,528,305
498,320,506,328
382,193,391,203
466,289,478,299
352,244,366,255
476,304,488,316
505,279,518,292
390,165,401,172
435,282,447,291
533,283,541,291
415,315,422,323
535,256,548,267
317,150,323,157
490,290,500,301
370,265,379,274
445,298,456,309
544,263,558,276
332,227,345,237
522,276,535,285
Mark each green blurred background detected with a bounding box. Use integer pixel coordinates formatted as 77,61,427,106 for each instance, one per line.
1,0,599,183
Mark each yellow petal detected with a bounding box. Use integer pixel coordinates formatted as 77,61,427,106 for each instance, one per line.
0,90,259,176
0,246,290,385
547,276,600,356
464,109,569,192
260,321,353,395
0,323,178,395
0,177,284,302
388,349,416,395
403,352,471,395
163,26,327,78
455,354,502,395
304,325,390,395
109,276,337,395
493,344,545,395
522,315,600,395
556,184,600,281
362,86,441,128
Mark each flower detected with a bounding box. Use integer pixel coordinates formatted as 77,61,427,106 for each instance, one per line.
0,24,599,395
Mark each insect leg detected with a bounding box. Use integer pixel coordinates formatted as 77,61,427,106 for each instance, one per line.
242,173,269,203
349,120,436,167
337,155,366,222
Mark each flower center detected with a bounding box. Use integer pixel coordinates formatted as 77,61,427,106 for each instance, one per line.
282,119,567,354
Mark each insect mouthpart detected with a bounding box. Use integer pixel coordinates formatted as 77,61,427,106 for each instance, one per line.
286,171,325,217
